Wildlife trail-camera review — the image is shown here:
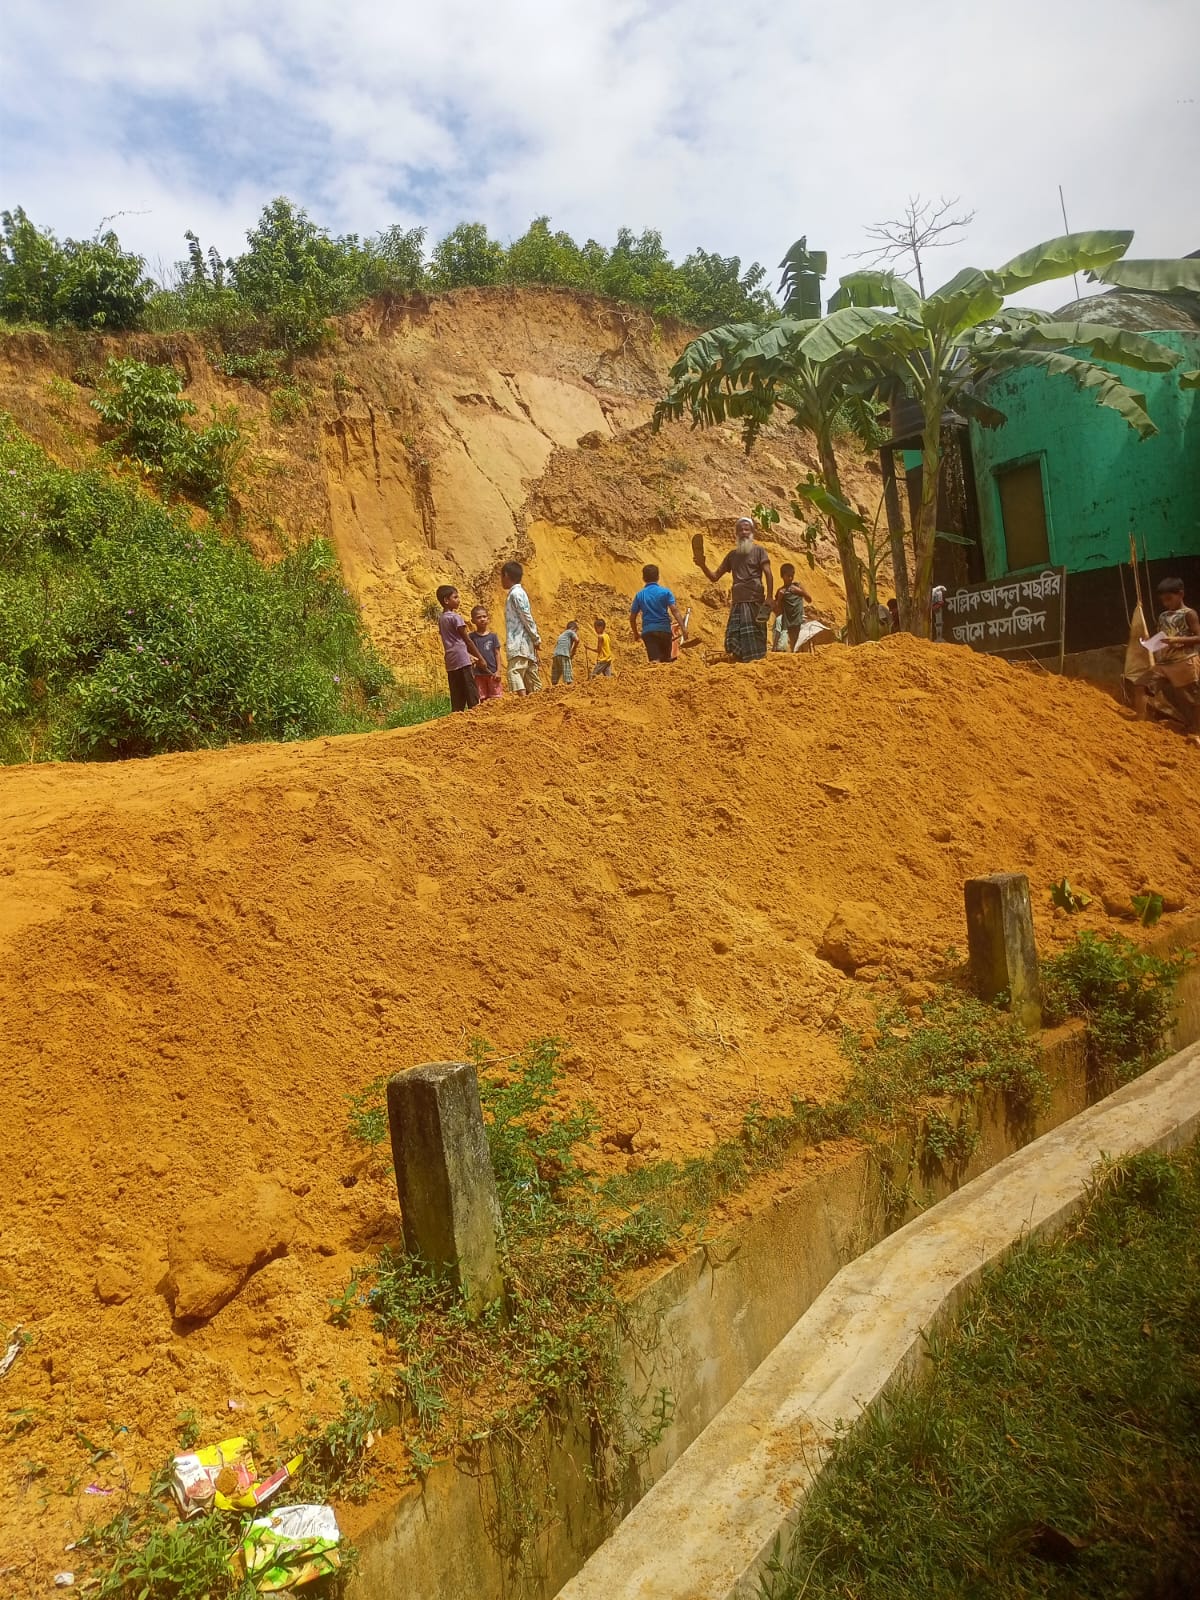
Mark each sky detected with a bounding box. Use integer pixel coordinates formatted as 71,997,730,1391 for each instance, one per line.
3,0,1199,307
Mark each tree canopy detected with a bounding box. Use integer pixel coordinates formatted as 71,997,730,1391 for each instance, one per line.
0,199,775,351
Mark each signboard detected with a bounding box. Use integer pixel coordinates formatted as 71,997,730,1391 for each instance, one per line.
938,567,1066,662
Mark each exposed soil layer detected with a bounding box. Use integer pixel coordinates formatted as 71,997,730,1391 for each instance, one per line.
1,638,1198,1583
0,287,880,675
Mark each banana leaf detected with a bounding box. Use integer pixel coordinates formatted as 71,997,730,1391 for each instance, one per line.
989,231,1133,297
799,304,909,364
992,321,1181,373
827,270,922,317
980,348,1156,438
922,268,1004,335
778,238,827,318
791,478,865,533
1090,258,1200,294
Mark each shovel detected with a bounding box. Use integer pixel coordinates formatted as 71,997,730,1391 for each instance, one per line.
677,605,702,650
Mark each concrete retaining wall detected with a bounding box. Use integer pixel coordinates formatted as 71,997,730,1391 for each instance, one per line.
559,1037,1200,1600
352,922,1200,1600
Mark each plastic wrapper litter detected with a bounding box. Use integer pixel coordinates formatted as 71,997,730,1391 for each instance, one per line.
240,1503,341,1591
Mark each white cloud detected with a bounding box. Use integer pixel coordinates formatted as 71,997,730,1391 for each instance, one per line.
2,0,1198,303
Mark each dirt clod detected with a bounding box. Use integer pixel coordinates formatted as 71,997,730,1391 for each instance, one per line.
818,901,895,974
93,1263,134,1306
165,1180,295,1323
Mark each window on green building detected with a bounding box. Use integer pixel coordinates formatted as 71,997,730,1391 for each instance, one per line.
995,459,1050,572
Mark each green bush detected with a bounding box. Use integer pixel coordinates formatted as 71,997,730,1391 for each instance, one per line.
1042,931,1187,1083
0,418,394,759
91,357,244,514
0,207,151,330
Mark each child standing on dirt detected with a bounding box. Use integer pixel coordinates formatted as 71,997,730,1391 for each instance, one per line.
773,563,813,652
469,604,503,701
501,561,542,696
630,563,686,662
591,617,613,678
1153,577,1200,734
551,620,580,685
436,586,487,713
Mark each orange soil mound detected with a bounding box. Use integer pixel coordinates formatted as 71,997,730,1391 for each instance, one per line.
1,635,1197,1579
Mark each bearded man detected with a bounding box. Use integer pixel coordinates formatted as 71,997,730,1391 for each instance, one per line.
694,516,774,662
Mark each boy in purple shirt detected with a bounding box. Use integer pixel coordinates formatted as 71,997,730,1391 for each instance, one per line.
436,585,487,712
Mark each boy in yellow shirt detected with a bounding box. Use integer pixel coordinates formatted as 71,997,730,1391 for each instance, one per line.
591,616,613,678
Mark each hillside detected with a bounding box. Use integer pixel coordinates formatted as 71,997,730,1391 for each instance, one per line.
0,287,876,674
1,636,1198,1583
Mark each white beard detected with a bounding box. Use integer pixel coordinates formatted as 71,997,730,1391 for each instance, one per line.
735,536,755,556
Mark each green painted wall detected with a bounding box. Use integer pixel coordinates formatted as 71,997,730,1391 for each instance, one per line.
968,331,1200,578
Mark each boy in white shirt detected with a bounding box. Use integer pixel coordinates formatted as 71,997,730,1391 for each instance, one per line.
501,561,542,695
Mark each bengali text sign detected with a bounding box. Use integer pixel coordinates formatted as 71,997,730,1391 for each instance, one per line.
940,567,1065,658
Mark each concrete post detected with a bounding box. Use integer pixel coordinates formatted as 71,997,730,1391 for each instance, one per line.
387,1062,505,1316
964,873,1042,1031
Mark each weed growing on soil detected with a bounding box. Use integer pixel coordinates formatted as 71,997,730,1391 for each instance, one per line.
82,1419,363,1599
759,1142,1200,1599
337,1037,681,1580
92,1509,254,1600
611,991,1050,1232
284,1385,381,1504
1041,931,1188,1089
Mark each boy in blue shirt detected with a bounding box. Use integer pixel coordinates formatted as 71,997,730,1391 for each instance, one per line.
630,564,687,662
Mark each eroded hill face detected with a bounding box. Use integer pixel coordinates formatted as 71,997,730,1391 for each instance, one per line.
0,288,881,668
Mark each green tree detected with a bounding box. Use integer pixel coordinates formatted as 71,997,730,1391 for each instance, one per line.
0,208,150,329
228,196,367,350
429,221,506,289
673,247,773,326
596,227,677,313
505,216,590,288
361,224,427,293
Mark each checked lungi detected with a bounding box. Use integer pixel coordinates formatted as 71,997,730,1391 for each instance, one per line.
724,601,768,662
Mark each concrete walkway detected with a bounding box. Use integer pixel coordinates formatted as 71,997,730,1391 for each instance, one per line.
557,1040,1200,1600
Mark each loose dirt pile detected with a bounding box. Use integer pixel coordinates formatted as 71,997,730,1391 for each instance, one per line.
1,637,1197,1578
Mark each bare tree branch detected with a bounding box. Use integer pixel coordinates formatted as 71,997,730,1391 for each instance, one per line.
851,194,975,297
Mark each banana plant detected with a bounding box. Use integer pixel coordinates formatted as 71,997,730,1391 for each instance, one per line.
659,230,1200,641
802,230,1200,634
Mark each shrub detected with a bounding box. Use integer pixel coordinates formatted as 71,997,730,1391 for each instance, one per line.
90,358,244,514
0,417,394,759
0,207,151,330
1042,931,1188,1083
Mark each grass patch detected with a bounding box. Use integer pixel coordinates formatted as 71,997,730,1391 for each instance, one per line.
761,1143,1200,1599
